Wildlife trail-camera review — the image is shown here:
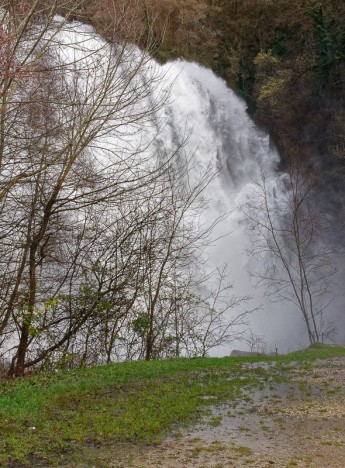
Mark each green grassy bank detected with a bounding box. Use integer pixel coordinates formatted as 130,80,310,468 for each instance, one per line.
1,344,344,465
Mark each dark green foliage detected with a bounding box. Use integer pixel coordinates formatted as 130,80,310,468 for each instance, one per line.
132,314,150,336
307,5,345,89
267,30,288,58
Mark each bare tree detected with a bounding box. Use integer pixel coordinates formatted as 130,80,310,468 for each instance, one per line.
242,330,266,354
130,156,217,360
173,265,251,358
241,163,337,344
0,0,256,374
0,0,171,375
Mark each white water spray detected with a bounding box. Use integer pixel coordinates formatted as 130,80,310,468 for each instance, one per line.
57,22,316,354
151,60,315,354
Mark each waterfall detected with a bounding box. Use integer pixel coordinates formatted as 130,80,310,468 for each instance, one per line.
53,23,318,354
4,17,334,369
153,60,314,354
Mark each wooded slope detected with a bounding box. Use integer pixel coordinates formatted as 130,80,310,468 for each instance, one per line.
74,0,345,178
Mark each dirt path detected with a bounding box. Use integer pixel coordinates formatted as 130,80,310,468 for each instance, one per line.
77,357,345,468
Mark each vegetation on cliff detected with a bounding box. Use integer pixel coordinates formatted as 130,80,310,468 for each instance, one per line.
74,0,345,173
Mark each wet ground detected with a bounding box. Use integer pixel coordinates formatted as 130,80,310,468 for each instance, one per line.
76,358,345,468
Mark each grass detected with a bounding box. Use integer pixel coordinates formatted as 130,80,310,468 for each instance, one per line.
232,445,253,456
209,416,222,427
1,344,345,465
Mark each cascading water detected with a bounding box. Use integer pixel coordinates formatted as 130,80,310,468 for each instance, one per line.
55,22,318,354
153,60,315,354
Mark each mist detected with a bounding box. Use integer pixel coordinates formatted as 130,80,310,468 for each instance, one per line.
155,60,344,355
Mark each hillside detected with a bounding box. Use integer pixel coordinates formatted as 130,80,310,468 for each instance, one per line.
1,345,345,466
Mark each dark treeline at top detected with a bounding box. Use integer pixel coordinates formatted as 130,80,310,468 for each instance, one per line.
74,0,345,180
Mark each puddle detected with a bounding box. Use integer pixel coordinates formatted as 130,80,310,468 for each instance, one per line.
168,380,315,448
163,361,345,466
64,359,345,467
242,361,277,371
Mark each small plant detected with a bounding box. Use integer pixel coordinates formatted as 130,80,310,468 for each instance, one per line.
232,445,252,456
209,416,222,427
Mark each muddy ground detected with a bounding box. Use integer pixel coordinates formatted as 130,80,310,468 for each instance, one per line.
76,357,345,468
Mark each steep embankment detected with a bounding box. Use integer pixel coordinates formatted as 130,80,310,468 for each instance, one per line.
72,0,345,180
